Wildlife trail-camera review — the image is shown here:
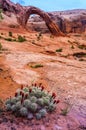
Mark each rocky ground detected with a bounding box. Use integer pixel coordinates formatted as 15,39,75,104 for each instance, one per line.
0,22,86,130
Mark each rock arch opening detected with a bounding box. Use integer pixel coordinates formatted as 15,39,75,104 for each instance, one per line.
17,6,64,36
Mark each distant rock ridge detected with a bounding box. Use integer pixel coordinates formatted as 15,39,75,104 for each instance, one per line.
0,0,86,34
30,9,86,33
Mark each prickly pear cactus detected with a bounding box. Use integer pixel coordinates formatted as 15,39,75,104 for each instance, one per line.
5,83,59,120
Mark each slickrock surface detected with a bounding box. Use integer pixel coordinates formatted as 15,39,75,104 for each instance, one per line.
0,24,86,129
0,1,86,129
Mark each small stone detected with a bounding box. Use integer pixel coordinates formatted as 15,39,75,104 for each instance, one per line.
27,113,34,120
40,125,46,130
2,117,8,123
45,123,50,127
53,124,62,130
11,127,16,130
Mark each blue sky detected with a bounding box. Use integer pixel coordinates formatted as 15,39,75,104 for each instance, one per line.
11,0,86,11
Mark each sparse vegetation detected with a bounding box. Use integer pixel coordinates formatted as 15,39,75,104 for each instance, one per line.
68,40,72,43
9,31,13,37
73,52,86,58
37,32,42,41
78,45,86,50
31,64,43,68
56,48,63,52
3,35,26,42
0,43,2,51
0,9,3,20
5,84,59,119
71,45,74,49
61,107,69,116
17,35,26,42
4,37,13,41
50,35,54,39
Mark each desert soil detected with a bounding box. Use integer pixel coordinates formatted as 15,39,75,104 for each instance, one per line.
0,25,86,130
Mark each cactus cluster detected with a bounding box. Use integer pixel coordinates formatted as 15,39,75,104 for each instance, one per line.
5,83,60,120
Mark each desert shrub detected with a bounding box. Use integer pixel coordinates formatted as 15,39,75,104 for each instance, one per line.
50,35,54,39
37,32,42,41
9,32,13,37
61,107,69,116
0,9,3,20
31,64,43,68
5,83,59,120
4,38,13,41
17,35,26,42
73,52,86,58
78,45,86,50
0,43,2,50
56,48,63,52
71,45,74,49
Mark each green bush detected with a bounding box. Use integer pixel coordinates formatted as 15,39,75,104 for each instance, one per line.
37,32,42,41
56,48,63,52
4,38,13,41
31,64,43,68
0,43,2,50
9,32,13,37
17,35,26,42
0,9,3,20
5,84,59,120
78,45,86,50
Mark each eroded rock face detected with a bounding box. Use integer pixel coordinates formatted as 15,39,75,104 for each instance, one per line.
0,0,64,36
29,10,86,33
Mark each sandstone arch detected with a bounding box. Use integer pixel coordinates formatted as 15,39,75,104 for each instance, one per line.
17,6,64,36
0,0,64,36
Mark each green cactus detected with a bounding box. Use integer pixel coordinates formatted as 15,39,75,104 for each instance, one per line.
30,96,37,103
11,105,17,112
41,91,48,97
6,104,11,111
36,113,42,120
37,98,44,106
30,88,36,96
35,90,42,98
11,97,17,104
16,96,22,101
48,103,56,112
16,101,22,109
20,107,28,117
43,97,50,106
16,89,21,95
5,83,58,120
30,103,38,112
5,99,11,105
39,109,47,117
23,87,29,93
23,99,31,109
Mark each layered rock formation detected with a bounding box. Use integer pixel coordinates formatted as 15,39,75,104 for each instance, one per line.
30,9,86,33
51,10,86,33
0,0,64,36
0,0,86,34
